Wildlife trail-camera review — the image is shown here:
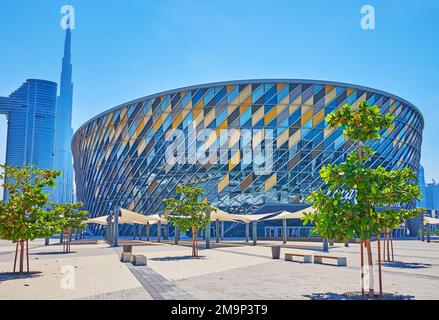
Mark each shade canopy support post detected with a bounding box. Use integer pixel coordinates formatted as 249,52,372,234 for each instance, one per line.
322,238,329,252
422,219,425,242
282,219,287,244
252,221,257,246
165,224,169,240
157,222,161,243
427,224,431,243
113,206,119,247
216,219,220,243
245,223,249,243
174,227,180,245
205,222,211,249
133,224,136,240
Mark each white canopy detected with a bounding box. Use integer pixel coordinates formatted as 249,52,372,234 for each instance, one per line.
424,216,439,225
164,209,241,222
265,207,317,221
208,208,276,223
145,214,167,224
120,208,167,224
210,209,243,222
231,213,276,223
87,209,166,226
86,216,108,226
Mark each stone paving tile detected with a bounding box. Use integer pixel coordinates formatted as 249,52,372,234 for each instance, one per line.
78,287,151,300
2,239,438,300
0,240,150,300
126,264,192,300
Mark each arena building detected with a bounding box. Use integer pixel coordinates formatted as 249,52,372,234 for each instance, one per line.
72,80,423,236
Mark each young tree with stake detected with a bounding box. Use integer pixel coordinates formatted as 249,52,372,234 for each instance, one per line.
0,165,62,273
303,102,423,297
163,185,213,257
54,202,88,253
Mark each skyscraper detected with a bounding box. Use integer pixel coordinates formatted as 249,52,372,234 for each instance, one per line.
426,181,439,210
417,165,427,208
0,79,58,200
53,27,74,203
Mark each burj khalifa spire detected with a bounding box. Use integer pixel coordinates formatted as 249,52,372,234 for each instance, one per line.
53,26,74,203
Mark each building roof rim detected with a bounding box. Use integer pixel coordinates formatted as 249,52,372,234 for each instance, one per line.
73,78,424,136
25,79,58,85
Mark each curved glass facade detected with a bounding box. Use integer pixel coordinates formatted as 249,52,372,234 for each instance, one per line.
72,80,424,235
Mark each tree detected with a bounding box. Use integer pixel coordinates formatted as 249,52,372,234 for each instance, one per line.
303,102,423,297
163,185,213,257
380,168,425,262
0,165,62,273
53,202,88,253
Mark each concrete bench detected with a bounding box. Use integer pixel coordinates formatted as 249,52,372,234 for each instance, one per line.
285,252,312,264
121,252,133,263
314,255,347,266
132,254,147,266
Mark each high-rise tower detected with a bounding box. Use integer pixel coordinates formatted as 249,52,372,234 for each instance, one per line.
417,165,427,208
0,79,57,201
53,27,74,203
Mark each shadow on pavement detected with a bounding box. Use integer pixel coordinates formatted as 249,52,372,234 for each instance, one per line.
305,291,416,300
383,261,431,269
30,251,77,256
149,256,207,261
0,271,42,282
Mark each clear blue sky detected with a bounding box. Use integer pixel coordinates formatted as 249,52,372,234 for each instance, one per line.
0,0,438,189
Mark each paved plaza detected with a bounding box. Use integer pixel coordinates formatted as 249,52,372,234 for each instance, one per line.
0,238,438,300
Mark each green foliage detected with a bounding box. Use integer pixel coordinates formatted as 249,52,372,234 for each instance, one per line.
303,103,423,241
0,165,62,242
326,102,394,142
53,202,88,231
163,185,212,233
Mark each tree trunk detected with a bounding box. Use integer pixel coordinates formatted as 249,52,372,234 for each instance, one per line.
377,235,383,296
26,240,29,273
358,143,365,297
365,239,375,297
192,226,198,257
387,231,391,262
13,242,18,273
390,232,394,262
360,239,364,296
19,240,24,273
